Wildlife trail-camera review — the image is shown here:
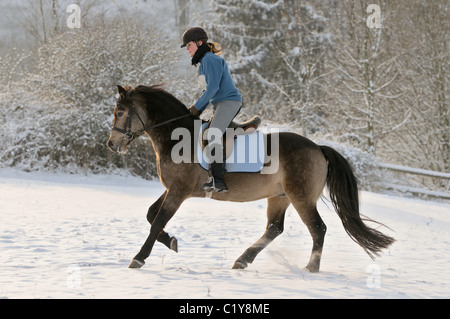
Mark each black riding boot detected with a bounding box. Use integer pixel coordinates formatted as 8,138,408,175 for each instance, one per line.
203,161,228,193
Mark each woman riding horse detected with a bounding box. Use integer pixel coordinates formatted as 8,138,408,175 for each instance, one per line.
107,84,395,272
182,27,242,193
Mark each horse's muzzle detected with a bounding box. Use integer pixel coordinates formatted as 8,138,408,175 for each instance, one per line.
107,140,116,152
107,140,124,154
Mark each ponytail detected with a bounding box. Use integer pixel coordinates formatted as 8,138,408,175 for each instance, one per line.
208,42,222,55
196,39,222,55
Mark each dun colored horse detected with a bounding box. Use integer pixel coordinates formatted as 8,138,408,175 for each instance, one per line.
107,85,394,272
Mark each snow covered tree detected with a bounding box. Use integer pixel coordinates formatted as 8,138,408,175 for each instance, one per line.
380,0,449,171
174,0,214,32
208,0,332,134
325,0,448,174
326,0,402,154
0,12,184,178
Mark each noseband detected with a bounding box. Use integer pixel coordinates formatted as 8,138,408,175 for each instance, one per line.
112,104,191,145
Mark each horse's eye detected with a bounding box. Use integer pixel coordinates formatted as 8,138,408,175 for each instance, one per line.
117,112,124,117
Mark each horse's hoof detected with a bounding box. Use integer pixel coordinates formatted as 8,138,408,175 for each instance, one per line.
170,237,178,253
128,259,145,269
232,260,247,269
304,264,320,273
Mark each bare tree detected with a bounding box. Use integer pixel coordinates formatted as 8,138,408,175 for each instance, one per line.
328,0,402,154
382,0,449,171
18,0,103,47
174,0,190,30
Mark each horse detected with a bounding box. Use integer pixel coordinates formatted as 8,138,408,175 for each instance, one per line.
107,84,394,272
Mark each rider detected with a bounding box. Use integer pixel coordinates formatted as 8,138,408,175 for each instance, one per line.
181,27,242,193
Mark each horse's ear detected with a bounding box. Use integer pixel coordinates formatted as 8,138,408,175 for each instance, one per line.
117,85,127,99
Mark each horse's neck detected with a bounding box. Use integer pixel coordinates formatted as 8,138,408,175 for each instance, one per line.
146,118,195,160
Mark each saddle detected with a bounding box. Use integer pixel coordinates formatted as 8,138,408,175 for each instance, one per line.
229,115,262,130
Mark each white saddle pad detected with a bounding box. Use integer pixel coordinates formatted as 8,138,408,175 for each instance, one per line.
196,123,265,173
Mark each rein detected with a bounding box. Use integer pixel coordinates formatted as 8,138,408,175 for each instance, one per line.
112,105,191,143
150,113,192,129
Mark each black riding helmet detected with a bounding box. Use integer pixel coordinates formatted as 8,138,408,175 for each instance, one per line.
180,27,208,48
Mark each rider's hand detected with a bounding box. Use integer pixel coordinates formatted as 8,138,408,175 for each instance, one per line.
189,105,202,117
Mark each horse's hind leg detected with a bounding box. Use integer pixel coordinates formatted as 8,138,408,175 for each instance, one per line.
290,199,326,273
147,191,178,252
232,196,290,269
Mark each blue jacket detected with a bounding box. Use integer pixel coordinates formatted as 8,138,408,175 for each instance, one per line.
194,52,242,112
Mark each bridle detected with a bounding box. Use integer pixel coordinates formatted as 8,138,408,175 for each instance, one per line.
111,104,191,146
112,104,147,142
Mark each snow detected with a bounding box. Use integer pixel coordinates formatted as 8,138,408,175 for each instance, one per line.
249,0,284,11
1,169,449,299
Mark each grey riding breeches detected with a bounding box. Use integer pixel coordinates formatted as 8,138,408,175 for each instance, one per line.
205,100,242,161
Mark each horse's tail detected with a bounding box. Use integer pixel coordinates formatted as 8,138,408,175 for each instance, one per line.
320,145,395,259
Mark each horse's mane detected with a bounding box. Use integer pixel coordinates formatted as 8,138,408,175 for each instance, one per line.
132,85,189,117
133,84,167,95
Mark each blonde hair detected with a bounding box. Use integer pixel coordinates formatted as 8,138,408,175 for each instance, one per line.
208,42,222,55
198,39,222,55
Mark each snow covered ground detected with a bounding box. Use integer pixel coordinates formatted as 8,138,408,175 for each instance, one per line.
0,169,449,299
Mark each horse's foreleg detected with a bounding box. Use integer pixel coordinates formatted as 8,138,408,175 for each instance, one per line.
232,196,290,269
129,191,186,268
147,191,178,252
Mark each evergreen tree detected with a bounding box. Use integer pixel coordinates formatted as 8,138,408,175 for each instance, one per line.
209,0,331,135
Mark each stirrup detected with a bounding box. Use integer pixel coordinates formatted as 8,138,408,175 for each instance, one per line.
203,178,228,193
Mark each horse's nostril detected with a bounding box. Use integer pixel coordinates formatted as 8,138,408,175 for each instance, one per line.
107,140,115,150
